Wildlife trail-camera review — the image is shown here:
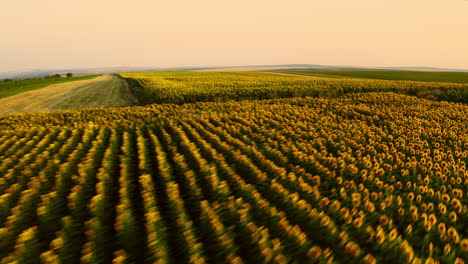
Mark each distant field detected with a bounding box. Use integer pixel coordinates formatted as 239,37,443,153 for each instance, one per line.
193,66,316,72
120,72,468,105
275,70,468,84
0,75,138,115
0,75,99,99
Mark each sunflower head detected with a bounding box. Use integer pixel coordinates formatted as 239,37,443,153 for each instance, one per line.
308,246,322,260
449,211,457,223
444,243,451,256
363,254,377,264
461,238,468,252
438,223,446,234
389,228,398,241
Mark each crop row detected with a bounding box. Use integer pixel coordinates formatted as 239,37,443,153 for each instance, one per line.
0,93,467,263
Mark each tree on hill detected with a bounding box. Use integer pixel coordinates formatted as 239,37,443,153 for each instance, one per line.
66,73,73,77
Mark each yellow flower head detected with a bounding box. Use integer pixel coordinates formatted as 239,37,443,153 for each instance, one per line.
449,211,457,222
440,233,448,242
427,203,434,211
389,228,398,241
406,224,413,234
424,222,432,232
428,214,437,225
366,226,375,239
344,242,361,257
375,230,385,244
353,218,363,229
461,239,468,252
379,215,389,226
398,208,405,216
444,243,451,256
308,246,322,260
448,227,457,238
363,254,377,264
452,233,460,244
438,223,446,234
442,194,450,203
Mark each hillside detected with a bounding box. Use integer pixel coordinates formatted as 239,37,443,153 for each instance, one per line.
0,75,138,115
0,75,100,99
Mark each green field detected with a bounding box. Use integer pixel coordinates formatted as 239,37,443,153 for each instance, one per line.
275,70,468,84
0,75,100,99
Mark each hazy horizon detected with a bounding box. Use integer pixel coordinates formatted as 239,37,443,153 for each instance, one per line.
1,0,468,72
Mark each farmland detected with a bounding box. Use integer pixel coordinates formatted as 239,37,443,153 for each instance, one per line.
120,72,468,104
0,75,99,99
274,70,468,84
0,75,138,115
0,72,467,263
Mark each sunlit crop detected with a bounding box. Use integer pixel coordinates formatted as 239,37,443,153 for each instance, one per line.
0,92,466,263
119,72,468,104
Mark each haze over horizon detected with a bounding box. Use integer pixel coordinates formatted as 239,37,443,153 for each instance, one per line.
1,0,468,72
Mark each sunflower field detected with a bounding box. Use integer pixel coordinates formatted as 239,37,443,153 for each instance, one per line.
0,89,466,263
119,72,468,104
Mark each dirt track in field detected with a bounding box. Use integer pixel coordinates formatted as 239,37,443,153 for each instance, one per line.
0,75,138,115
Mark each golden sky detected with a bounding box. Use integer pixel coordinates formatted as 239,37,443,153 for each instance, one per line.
1,0,467,71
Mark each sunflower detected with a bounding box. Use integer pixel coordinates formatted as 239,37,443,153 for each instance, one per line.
379,215,389,226
389,228,398,241
363,254,377,264
443,243,451,256
398,208,405,216
412,213,419,222
438,223,446,234
339,231,348,244
448,227,456,238
461,238,468,252
428,214,437,225
442,194,450,203
421,213,428,223
438,203,447,214
424,222,432,232
344,242,361,257
406,224,413,234
375,230,385,244
353,218,363,229
421,204,427,211
440,233,447,242
308,246,322,260
401,240,414,262
366,226,375,239
449,211,457,222
416,195,422,203
451,198,461,210
452,233,460,244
